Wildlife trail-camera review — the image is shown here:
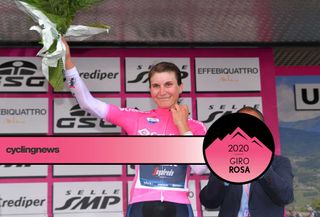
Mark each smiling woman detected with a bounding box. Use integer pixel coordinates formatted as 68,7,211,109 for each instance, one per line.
62,39,207,217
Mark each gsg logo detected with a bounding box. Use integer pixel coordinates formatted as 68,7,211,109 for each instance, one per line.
0,60,46,91
0,165,31,168
56,104,116,129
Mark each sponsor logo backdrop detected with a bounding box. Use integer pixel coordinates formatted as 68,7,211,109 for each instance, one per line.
0,165,47,177
57,57,120,93
0,47,279,217
0,183,47,215
0,98,48,134
195,57,261,92
0,57,47,92
125,58,191,92
53,181,123,215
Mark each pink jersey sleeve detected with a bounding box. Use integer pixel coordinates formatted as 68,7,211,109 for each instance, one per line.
105,104,143,134
188,119,207,136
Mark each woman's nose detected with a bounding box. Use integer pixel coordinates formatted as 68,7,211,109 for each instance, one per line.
159,86,166,95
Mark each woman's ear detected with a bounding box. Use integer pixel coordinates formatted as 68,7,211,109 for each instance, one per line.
179,83,184,94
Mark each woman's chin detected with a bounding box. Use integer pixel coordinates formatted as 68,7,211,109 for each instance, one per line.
158,105,170,109
157,103,172,109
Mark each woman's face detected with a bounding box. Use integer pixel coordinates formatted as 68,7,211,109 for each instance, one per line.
149,71,183,109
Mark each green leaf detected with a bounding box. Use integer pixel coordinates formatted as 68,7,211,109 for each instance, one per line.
48,58,65,91
47,38,57,53
19,0,107,90
21,0,105,34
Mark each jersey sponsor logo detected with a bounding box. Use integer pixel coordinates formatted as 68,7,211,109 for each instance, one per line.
146,117,160,124
0,60,45,88
67,77,76,88
138,128,152,135
138,165,187,189
119,107,148,113
137,128,175,135
56,104,116,129
152,166,174,177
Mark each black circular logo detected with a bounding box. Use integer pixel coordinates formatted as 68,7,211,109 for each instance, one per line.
203,113,275,184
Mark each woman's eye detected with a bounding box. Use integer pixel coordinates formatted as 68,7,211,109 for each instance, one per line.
165,83,173,87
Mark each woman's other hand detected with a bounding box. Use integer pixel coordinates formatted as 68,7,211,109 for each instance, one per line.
170,104,191,134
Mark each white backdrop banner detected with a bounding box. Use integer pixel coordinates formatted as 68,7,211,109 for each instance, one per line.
0,98,48,134
53,98,120,134
0,57,47,92
125,58,191,92
295,83,320,110
195,58,261,92
197,97,262,129
57,57,120,92
0,183,47,215
53,165,122,176
53,181,123,215
0,165,47,177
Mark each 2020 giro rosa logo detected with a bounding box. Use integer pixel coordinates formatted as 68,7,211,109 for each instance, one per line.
203,113,275,184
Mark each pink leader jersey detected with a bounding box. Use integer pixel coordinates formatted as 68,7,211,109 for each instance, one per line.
105,104,206,204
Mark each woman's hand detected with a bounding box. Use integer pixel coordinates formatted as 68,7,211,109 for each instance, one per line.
170,104,191,135
61,37,75,70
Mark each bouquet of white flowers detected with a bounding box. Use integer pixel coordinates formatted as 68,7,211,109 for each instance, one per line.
16,0,110,90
